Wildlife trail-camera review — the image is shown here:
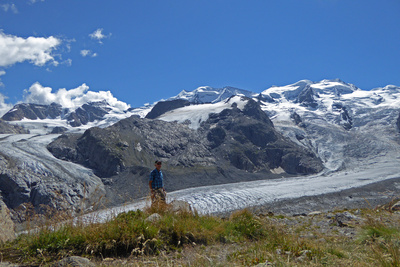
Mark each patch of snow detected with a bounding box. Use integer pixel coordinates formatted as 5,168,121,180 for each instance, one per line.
158,96,248,129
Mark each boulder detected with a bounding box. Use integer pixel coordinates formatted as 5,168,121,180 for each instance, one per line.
145,213,162,223
53,256,95,267
169,200,193,214
0,199,15,243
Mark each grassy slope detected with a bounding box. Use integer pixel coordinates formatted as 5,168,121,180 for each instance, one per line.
1,201,400,266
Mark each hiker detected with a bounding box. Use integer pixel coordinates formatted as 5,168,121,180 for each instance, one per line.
149,160,166,204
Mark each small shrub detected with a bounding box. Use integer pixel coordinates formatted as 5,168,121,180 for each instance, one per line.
223,209,265,241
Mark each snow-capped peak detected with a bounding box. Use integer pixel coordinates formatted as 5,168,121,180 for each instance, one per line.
261,79,358,102
158,95,249,129
171,86,255,104
310,79,359,95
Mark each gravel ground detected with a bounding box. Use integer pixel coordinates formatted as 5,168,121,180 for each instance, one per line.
250,176,400,216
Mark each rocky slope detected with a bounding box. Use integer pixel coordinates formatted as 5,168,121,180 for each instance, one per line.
1,78,400,225
47,97,323,204
0,134,105,221
0,119,29,134
2,100,129,128
257,79,400,172
0,199,15,243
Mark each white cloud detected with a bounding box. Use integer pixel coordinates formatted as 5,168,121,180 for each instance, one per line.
89,28,111,44
1,3,18,13
0,70,5,87
23,83,130,111
0,93,13,117
0,31,61,67
80,50,90,57
62,58,72,66
80,49,98,57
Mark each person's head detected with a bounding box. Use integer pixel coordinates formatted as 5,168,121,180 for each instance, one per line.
154,160,162,170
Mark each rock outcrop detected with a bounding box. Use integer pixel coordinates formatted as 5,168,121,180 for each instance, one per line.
2,101,115,127
48,98,324,204
0,199,15,243
397,112,400,132
66,101,111,127
0,119,29,134
145,99,190,119
2,103,64,121
53,256,95,267
296,86,318,108
0,135,106,218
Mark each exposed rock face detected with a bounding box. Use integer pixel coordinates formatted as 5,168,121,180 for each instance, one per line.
145,99,190,119
0,119,29,134
202,98,323,174
332,103,352,130
2,103,64,121
51,126,68,134
48,116,212,177
0,199,15,243
2,100,114,127
397,112,400,132
66,101,111,127
0,135,105,217
297,86,318,108
290,112,303,126
48,99,323,203
53,256,95,267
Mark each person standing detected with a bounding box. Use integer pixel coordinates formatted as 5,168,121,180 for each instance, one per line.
149,160,166,204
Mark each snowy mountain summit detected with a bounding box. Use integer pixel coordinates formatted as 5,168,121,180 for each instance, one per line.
1,78,400,219
1,100,139,134
171,86,255,104
153,79,400,173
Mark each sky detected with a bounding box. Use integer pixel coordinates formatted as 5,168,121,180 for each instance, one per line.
0,0,399,115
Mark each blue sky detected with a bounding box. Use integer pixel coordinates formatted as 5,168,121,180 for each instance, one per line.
0,0,399,112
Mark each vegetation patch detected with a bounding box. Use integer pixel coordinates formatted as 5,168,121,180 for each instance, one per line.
2,204,400,266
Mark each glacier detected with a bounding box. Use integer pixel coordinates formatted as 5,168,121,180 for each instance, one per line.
2,78,400,226
82,154,400,223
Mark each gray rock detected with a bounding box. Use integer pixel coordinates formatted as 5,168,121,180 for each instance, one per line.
0,135,105,219
0,263,20,267
254,260,274,266
145,213,162,223
145,99,190,119
169,200,193,214
53,256,95,267
2,101,114,127
0,199,15,243
0,119,29,134
334,211,363,227
47,99,324,205
296,85,318,108
2,103,64,121
51,126,68,134
66,101,110,127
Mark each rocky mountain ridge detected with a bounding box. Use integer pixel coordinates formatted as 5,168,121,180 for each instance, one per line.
47,97,323,204
0,78,400,230
1,100,132,128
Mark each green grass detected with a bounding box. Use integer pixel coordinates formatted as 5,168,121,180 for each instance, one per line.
359,218,400,267
2,204,400,266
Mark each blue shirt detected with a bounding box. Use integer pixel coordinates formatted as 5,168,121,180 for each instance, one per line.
150,169,164,189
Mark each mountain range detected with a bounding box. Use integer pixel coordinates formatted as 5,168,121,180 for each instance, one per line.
0,79,400,225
